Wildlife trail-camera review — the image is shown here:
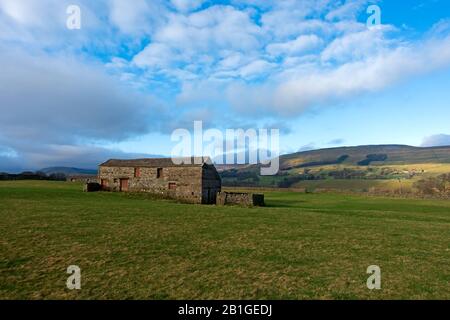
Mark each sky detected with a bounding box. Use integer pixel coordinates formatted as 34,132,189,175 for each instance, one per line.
1,0,450,171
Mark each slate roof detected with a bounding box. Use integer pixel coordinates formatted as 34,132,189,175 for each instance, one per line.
99,157,212,168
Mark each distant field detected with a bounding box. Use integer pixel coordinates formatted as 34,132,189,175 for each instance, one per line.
289,163,450,192
0,181,449,299
224,162,450,192
221,145,450,191
291,178,416,192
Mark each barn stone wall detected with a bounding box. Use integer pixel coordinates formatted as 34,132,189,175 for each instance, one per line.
67,175,97,183
216,192,265,207
99,166,204,204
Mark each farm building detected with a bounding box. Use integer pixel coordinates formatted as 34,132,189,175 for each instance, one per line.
98,157,221,204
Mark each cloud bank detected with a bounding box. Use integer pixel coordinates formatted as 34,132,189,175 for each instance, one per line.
421,134,450,147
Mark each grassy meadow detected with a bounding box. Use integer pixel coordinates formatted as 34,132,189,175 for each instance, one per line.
0,181,449,300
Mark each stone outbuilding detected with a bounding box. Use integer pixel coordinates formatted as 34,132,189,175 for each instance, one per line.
98,157,221,204
216,192,265,207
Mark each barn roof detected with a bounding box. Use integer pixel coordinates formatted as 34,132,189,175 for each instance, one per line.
99,157,213,168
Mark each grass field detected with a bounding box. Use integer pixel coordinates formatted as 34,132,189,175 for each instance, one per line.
291,179,414,192
0,181,449,300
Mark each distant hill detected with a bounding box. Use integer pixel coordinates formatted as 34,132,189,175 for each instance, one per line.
38,145,450,177
219,145,450,172
219,144,450,189
279,144,450,170
39,167,97,176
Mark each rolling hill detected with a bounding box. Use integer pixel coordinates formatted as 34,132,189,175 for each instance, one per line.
219,145,450,191
279,145,450,169
218,145,450,172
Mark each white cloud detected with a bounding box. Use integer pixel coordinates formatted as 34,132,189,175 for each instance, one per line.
171,0,205,12
109,0,165,34
272,35,450,114
216,52,248,70
221,33,450,116
321,26,394,62
267,34,324,56
132,5,264,79
133,42,176,68
421,134,450,147
325,0,371,21
0,0,60,26
157,5,262,52
238,60,276,79
260,0,331,38
0,0,69,45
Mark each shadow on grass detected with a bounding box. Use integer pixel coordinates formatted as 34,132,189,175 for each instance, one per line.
94,190,308,209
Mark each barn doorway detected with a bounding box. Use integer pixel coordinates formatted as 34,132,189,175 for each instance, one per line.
101,179,108,190
120,178,129,192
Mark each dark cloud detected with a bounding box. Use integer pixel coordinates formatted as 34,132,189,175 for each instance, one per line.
0,144,163,173
0,47,172,171
0,48,160,143
0,46,283,171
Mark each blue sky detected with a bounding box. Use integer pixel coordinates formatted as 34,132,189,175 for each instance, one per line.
1,0,450,171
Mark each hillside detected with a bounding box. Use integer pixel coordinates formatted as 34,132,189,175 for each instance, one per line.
220,145,450,191
279,145,450,169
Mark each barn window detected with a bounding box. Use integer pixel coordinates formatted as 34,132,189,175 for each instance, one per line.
157,168,163,179
169,182,177,190
134,167,141,178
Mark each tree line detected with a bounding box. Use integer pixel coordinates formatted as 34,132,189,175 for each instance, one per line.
0,171,67,181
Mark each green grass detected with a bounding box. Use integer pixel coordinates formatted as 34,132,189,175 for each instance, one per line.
291,179,416,192
0,181,449,300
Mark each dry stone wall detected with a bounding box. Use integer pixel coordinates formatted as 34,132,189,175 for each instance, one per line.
216,192,265,207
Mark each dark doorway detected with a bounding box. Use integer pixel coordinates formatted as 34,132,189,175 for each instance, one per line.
120,178,129,192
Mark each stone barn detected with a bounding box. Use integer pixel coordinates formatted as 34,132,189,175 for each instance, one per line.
98,157,221,204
